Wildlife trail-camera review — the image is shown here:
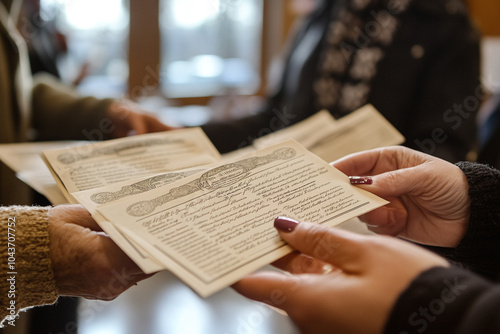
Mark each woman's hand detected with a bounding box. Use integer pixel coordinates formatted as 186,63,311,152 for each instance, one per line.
331,146,470,247
234,218,449,334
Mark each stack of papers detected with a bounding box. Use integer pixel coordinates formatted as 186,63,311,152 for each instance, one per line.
1,104,404,297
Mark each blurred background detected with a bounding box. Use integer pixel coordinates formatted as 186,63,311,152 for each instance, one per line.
21,0,500,125
19,0,324,127
2,0,499,333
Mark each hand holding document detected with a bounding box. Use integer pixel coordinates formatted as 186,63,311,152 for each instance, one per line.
0,105,402,205
95,140,388,297
72,167,208,274
41,128,220,273
0,105,404,297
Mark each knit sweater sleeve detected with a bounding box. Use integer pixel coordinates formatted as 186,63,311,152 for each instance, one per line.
426,162,500,280
0,206,58,327
384,266,500,334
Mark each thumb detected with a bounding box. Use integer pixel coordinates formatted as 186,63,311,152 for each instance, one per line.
274,218,367,273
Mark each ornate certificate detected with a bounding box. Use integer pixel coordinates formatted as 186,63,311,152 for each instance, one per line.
97,140,388,297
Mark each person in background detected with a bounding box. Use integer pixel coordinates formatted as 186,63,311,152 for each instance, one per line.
1,0,169,331
0,0,171,205
202,0,481,162
20,0,90,85
235,146,500,333
0,204,150,327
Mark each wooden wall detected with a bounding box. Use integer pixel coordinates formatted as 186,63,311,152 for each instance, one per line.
467,0,500,36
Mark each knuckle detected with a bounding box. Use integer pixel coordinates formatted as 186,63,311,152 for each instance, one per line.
300,224,343,261
383,171,400,193
300,223,329,246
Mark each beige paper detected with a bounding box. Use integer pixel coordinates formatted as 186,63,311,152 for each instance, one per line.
41,128,221,201
72,167,207,274
0,141,81,204
253,109,338,149
97,140,388,297
254,104,405,162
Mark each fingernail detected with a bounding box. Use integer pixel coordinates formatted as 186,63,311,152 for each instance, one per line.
274,216,299,232
349,176,373,185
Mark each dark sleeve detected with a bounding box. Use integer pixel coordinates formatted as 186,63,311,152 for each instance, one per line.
426,162,500,280
384,266,500,334
31,74,114,141
201,93,297,154
201,104,277,154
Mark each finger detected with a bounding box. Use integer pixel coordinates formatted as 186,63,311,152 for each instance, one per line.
109,102,149,136
143,114,172,132
128,113,148,135
233,271,301,310
272,252,332,274
49,205,103,231
331,146,429,177
356,200,408,235
330,147,392,176
274,218,367,273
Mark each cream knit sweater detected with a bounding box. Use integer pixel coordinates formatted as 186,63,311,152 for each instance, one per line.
0,206,58,326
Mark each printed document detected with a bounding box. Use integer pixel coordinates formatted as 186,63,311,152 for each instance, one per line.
42,128,220,202
97,140,388,297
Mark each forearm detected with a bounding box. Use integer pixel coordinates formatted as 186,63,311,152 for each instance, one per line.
0,206,58,327
202,95,299,154
202,112,276,153
31,74,113,141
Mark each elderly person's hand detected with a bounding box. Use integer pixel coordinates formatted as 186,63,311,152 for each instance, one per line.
331,146,470,247
234,218,448,334
48,205,150,300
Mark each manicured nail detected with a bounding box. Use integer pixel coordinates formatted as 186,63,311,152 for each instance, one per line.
349,176,373,185
274,216,299,232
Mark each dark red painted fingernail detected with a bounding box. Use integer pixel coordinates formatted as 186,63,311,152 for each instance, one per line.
274,216,299,233
349,176,373,185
